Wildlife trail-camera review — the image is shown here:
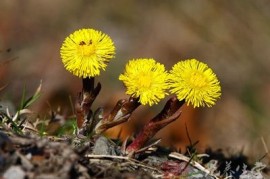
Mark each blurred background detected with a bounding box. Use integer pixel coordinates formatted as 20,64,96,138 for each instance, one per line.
1,0,270,162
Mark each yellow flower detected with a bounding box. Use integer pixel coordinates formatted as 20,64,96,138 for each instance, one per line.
168,59,221,107
119,58,168,106
60,28,115,78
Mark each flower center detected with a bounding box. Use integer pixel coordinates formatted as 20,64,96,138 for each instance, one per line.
189,71,207,88
78,40,96,56
138,74,152,89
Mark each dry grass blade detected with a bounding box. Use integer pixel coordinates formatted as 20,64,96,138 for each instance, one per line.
0,84,8,92
85,154,163,175
12,109,33,121
169,152,220,179
259,136,270,161
134,139,161,154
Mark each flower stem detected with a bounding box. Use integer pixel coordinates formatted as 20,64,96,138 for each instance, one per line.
76,77,101,130
126,97,184,154
95,97,140,134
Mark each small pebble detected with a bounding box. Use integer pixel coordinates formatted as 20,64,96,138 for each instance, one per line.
92,136,116,155
3,166,25,179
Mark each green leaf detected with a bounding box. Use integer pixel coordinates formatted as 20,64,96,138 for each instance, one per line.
22,81,42,109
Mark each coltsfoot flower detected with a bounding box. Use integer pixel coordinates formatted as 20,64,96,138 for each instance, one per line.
60,28,115,78
119,58,168,106
168,59,221,107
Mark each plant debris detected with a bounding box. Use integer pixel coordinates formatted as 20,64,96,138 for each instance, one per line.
0,128,268,179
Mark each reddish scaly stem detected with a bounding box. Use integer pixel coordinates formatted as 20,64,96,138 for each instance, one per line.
76,77,101,128
95,97,140,134
105,97,140,122
126,97,184,154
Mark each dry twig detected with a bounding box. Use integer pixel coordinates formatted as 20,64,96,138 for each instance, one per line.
169,152,220,179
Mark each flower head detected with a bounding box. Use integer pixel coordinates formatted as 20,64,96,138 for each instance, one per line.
119,58,168,106
168,59,221,107
60,28,115,78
